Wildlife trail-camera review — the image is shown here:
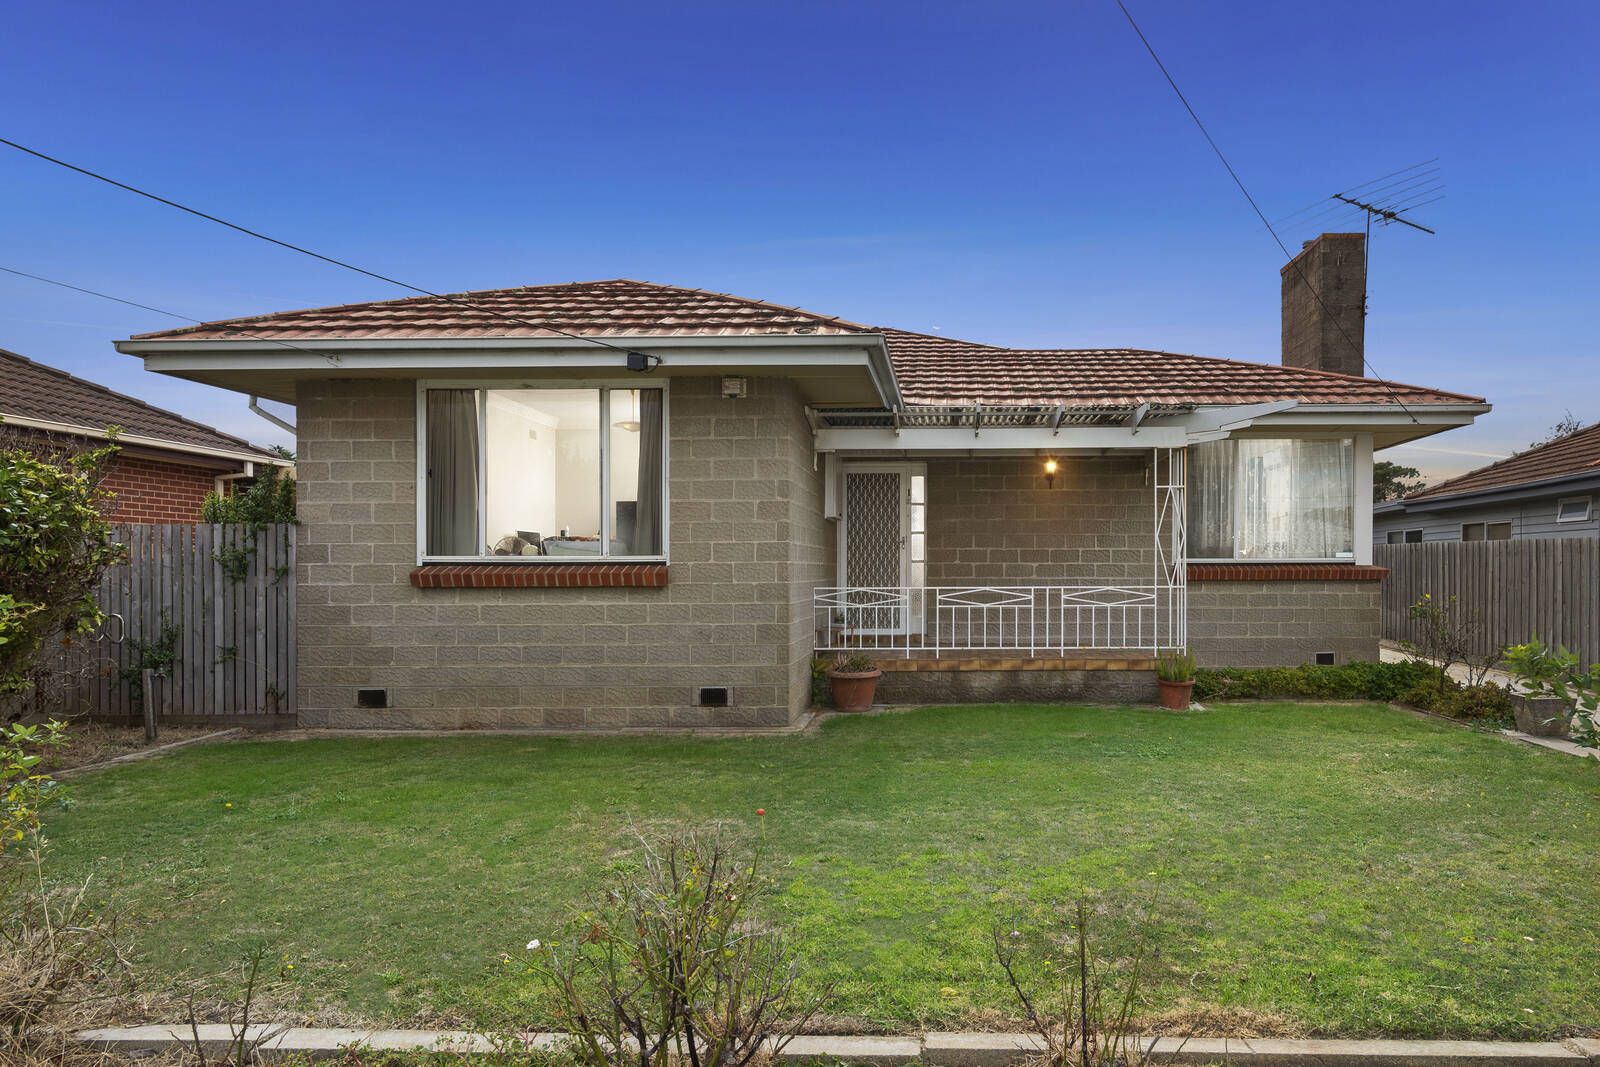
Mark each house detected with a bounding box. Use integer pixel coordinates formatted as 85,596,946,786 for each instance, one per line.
1375,422,1600,543
1,348,291,523
115,234,1488,729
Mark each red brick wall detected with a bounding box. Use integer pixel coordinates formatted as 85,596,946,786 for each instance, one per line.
101,454,218,524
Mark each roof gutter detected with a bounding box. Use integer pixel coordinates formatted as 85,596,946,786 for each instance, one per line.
0,413,290,468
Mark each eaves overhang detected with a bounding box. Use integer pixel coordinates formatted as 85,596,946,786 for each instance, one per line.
1393,469,1600,514
116,332,903,410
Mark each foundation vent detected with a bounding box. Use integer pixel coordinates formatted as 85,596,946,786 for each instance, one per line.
696,686,733,707
357,688,389,709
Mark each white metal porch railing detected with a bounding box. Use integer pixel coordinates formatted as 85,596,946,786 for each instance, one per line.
814,584,1187,657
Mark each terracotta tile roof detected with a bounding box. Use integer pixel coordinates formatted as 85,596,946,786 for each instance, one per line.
131,279,874,341
1405,422,1600,501
128,279,1480,409
0,348,282,459
880,329,1480,407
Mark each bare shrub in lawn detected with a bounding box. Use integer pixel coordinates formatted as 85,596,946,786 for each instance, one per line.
0,851,131,1065
528,828,830,1067
994,900,1175,1067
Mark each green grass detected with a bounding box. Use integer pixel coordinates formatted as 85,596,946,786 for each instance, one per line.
41,704,1600,1038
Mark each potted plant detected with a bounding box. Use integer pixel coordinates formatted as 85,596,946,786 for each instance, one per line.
1155,651,1197,710
827,652,882,712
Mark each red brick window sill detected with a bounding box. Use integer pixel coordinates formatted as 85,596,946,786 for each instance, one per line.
1187,563,1388,582
409,563,669,589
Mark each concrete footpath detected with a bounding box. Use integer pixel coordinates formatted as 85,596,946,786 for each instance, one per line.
79,1024,1600,1065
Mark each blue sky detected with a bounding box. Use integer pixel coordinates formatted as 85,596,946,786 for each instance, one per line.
3,1,1596,478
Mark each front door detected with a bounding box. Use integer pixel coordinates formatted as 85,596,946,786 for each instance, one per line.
839,463,926,635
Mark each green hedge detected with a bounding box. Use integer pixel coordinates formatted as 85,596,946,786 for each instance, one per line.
1194,660,1515,725
1193,660,1436,702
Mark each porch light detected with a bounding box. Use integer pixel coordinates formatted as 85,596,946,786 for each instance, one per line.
1043,457,1059,488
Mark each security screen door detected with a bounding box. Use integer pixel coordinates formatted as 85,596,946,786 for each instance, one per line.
840,464,926,635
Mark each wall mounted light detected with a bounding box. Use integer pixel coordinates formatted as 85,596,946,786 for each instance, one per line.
1043,457,1059,489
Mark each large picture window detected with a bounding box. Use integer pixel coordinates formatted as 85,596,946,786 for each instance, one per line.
1188,438,1355,560
420,384,666,560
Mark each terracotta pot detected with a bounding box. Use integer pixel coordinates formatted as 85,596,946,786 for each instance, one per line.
1157,678,1195,710
828,669,883,712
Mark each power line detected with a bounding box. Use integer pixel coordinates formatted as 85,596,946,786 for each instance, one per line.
0,135,659,365
0,263,351,367
1111,0,1419,422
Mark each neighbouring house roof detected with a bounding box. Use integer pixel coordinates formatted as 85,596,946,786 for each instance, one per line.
127,278,1482,410
1403,422,1600,502
0,348,284,462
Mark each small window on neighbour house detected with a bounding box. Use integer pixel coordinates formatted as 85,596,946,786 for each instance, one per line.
1461,521,1513,542
421,385,666,560
1386,529,1423,544
1557,496,1592,523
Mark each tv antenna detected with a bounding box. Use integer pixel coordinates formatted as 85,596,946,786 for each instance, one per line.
1275,159,1442,321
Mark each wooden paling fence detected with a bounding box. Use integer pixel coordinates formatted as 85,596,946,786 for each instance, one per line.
1377,538,1600,667
68,524,297,722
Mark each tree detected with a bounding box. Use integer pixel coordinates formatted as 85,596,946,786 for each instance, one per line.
1528,411,1584,451
1373,460,1426,502
0,433,123,717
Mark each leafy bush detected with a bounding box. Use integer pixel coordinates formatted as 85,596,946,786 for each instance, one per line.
0,438,122,709
1396,680,1516,725
1193,660,1434,703
1504,639,1600,749
200,462,296,526
2,721,67,855
528,829,830,1067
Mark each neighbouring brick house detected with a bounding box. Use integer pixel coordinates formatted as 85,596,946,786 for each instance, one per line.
118,234,1488,728
1,348,290,523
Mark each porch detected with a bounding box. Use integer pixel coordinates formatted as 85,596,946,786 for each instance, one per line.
813,447,1187,666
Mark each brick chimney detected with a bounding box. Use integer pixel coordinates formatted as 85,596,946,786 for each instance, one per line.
1281,232,1366,377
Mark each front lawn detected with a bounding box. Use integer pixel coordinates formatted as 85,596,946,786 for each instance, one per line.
42,704,1600,1038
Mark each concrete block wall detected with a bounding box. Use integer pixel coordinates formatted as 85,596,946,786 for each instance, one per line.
292,375,823,729
924,454,1156,584
1188,580,1382,666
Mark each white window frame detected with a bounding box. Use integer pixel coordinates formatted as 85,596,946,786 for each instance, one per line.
1556,495,1592,523
414,379,670,565
1186,433,1365,564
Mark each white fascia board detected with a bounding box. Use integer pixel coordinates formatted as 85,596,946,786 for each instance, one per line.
118,333,903,409
1244,403,1489,427
0,414,289,467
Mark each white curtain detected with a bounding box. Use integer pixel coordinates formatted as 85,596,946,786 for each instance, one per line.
1187,442,1236,558
1188,439,1353,560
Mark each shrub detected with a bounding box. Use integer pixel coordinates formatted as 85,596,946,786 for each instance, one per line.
1192,660,1434,703
0,437,122,712
1504,639,1600,749
200,462,297,526
0,856,129,1066
1395,680,1515,725
993,900,1158,1067
528,829,830,1067
2,720,68,856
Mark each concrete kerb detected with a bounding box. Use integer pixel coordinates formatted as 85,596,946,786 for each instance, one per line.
77,1026,1600,1065
52,728,245,779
